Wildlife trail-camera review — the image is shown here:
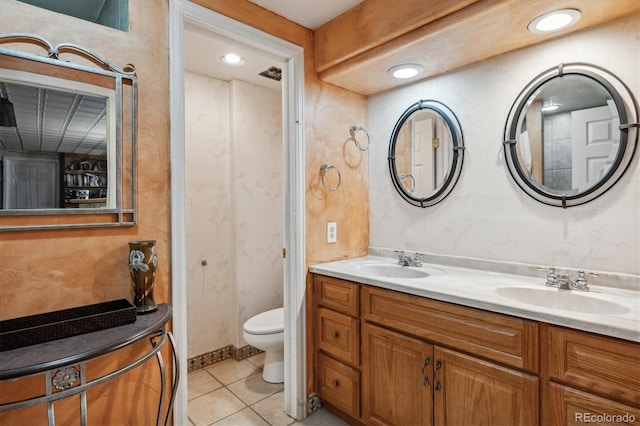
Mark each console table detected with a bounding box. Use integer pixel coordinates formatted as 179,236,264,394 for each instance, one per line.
0,303,178,426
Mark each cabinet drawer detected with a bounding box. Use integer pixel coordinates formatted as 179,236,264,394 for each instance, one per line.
314,275,359,316
317,353,360,419
547,383,640,426
548,326,640,406
317,307,359,366
362,285,539,372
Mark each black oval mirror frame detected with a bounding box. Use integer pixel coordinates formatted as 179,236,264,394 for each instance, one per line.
503,63,639,208
388,100,465,208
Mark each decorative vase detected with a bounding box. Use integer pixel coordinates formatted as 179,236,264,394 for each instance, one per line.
128,240,158,314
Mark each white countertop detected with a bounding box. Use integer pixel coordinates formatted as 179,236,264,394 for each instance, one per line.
309,255,640,343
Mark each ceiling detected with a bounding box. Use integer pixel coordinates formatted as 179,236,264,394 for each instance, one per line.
185,0,364,89
247,0,363,30
0,81,108,156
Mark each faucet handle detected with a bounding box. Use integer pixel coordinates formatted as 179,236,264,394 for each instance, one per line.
412,252,423,267
573,270,597,291
539,266,558,287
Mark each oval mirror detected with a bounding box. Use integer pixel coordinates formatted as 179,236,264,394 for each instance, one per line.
503,63,638,208
388,99,464,207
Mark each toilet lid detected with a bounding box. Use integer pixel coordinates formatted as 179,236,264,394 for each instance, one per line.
244,307,284,335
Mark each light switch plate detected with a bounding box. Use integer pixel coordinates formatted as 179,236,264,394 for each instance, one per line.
326,222,337,243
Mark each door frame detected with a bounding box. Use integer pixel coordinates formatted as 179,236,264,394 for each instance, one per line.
169,0,306,422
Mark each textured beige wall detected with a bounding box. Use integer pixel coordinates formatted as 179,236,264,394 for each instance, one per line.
0,0,171,319
0,0,172,423
0,0,369,422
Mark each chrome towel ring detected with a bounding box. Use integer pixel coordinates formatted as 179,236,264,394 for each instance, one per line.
349,125,370,151
398,173,415,194
320,163,341,192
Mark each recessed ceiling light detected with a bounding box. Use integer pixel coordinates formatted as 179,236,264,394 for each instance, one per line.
220,53,246,65
528,9,581,33
388,64,424,80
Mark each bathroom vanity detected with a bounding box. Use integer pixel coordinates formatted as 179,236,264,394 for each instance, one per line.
309,256,640,425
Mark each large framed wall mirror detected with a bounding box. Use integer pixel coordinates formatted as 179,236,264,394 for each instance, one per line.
0,33,137,231
503,63,638,208
388,99,464,207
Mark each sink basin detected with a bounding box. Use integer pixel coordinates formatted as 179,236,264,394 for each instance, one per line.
356,264,444,279
495,287,630,315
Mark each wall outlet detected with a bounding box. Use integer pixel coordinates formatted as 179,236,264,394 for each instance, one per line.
326,222,337,243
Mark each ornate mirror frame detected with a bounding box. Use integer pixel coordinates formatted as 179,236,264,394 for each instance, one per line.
0,33,137,231
388,99,465,207
503,62,638,208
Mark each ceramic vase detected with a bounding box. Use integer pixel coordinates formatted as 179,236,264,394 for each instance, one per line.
128,240,158,314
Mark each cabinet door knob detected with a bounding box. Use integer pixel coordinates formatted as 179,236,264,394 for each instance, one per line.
330,331,339,339
331,379,339,388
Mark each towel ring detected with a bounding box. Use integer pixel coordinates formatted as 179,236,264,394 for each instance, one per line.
398,173,415,194
320,163,341,192
349,125,370,151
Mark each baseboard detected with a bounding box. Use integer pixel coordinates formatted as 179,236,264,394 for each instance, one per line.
187,344,263,373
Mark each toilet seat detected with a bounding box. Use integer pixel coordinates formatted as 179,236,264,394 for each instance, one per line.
243,307,284,335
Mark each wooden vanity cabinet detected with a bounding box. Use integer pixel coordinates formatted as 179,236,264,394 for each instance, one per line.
313,275,361,420
362,323,434,425
545,326,640,425
311,274,639,426
360,285,538,426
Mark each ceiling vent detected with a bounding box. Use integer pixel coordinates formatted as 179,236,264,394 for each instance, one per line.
259,66,282,82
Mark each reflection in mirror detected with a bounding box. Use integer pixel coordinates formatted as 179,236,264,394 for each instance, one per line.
504,63,638,208
388,100,464,207
0,33,137,231
394,109,453,197
0,74,115,210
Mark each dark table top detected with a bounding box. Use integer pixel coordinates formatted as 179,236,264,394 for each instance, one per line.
0,304,171,380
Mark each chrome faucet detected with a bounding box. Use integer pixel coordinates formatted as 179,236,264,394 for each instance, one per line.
541,267,594,292
397,251,422,267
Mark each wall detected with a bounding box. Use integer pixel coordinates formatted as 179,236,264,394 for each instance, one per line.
185,71,233,358
0,0,171,424
369,15,639,276
185,72,284,358
231,79,284,347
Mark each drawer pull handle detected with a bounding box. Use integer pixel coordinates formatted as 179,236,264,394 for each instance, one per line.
331,379,339,388
422,355,430,387
330,331,339,339
433,360,442,391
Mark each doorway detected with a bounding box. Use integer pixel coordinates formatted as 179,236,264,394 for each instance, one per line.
169,1,306,423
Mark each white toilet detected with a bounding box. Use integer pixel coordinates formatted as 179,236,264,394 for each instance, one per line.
243,307,284,383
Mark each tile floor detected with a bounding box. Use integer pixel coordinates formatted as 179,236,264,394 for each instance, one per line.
188,353,348,426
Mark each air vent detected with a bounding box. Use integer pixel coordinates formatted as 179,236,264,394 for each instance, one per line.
259,66,282,82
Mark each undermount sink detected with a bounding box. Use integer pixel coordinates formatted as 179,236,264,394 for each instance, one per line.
357,263,446,279
495,287,630,315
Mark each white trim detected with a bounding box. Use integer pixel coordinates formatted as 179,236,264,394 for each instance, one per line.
169,1,306,423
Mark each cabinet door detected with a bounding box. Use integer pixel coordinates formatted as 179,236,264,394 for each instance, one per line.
433,346,538,426
547,383,640,426
362,323,433,426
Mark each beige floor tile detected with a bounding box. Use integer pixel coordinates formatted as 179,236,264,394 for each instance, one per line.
246,352,266,369
227,372,284,405
213,407,270,426
188,387,246,426
250,391,295,426
188,370,223,400
293,409,349,425
206,359,261,385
